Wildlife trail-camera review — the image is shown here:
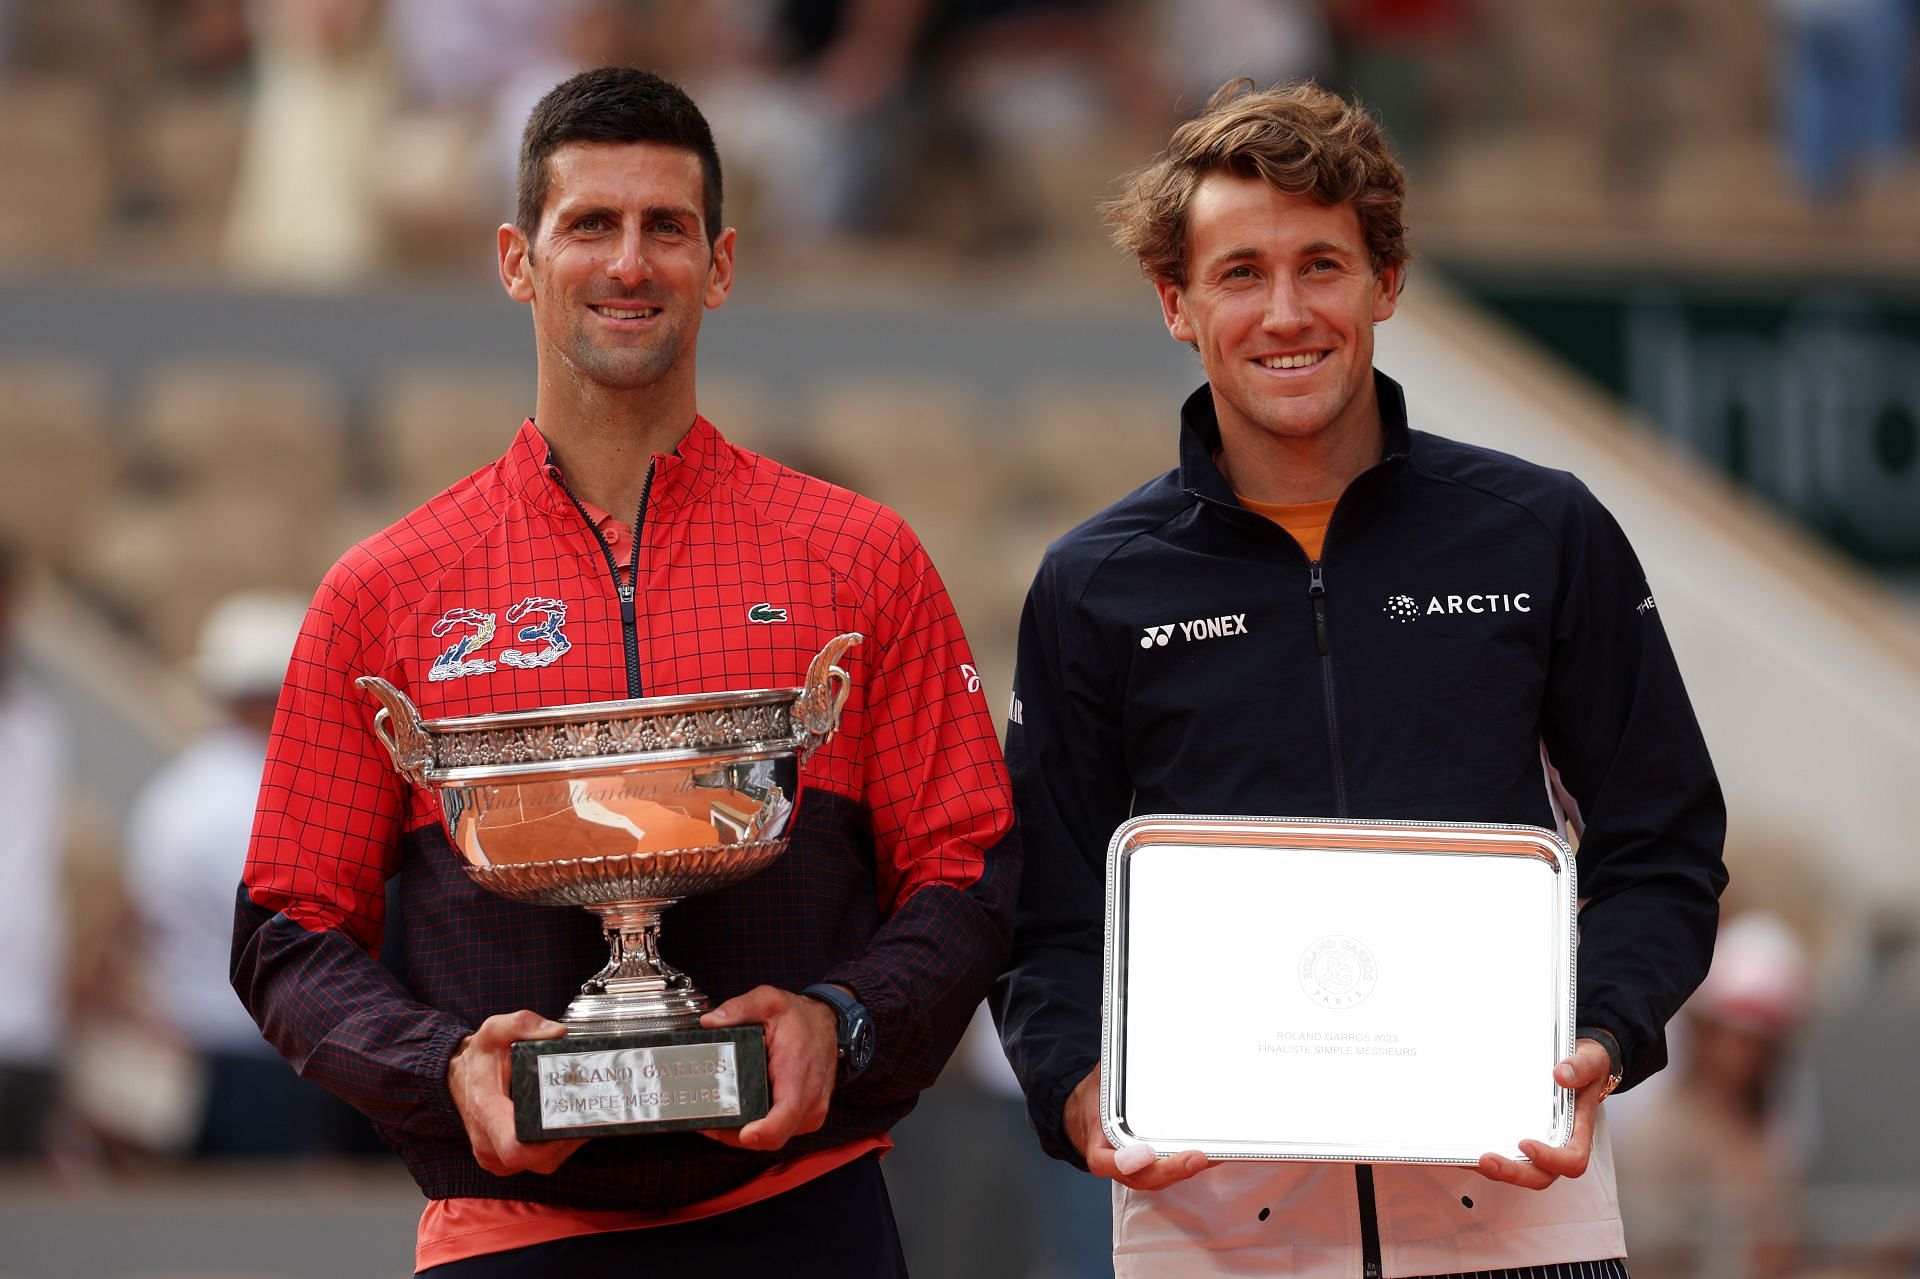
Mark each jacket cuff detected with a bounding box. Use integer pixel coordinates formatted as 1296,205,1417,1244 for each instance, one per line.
1031,1058,1097,1170
1573,1009,1641,1091
423,1016,476,1135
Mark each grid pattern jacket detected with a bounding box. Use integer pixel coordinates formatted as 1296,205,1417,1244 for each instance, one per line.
234,416,1017,1210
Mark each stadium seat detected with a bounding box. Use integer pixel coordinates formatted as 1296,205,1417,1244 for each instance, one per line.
370,363,532,499
0,361,114,571
128,358,346,516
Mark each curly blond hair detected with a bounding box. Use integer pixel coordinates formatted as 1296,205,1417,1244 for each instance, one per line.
1105,78,1409,287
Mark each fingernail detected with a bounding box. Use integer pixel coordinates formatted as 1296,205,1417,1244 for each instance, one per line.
1113,1142,1157,1175
540,1019,565,1034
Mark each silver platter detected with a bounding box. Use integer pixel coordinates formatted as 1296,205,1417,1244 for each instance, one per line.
1102,815,1576,1164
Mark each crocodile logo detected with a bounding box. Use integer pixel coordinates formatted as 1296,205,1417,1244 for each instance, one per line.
747,603,788,624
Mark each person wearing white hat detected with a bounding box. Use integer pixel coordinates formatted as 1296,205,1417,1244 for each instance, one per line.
123,591,316,1155
1611,912,1814,1279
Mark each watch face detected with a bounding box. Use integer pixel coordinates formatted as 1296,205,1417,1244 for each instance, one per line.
848,1013,876,1074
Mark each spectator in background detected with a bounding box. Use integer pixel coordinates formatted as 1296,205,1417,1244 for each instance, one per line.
122,591,314,1157
695,0,1126,249
0,541,70,1161
1770,0,1915,204
1612,911,1814,1279
1325,0,1481,169
1150,0,1329,111
224,0,393,284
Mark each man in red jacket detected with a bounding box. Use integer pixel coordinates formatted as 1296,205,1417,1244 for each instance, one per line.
233,67,1017,1277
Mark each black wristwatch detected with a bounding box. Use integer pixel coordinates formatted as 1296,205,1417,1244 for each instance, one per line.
802,983,875,1080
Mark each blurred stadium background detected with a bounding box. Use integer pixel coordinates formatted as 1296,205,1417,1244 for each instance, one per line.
1,1,1917,1276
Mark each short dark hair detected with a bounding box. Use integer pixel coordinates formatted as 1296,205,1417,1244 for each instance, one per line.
515,66,724,246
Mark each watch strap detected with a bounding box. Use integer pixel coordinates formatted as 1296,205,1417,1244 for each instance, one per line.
801,982,868,1077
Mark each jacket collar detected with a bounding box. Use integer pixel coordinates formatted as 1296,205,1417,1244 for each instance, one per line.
504,414,733,518
1177,369,1413,505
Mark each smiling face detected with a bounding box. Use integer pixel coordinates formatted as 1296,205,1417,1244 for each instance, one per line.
1155,174,1399,457
498,139,734,395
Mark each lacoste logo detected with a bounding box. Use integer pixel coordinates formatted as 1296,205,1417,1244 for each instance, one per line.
747,603,788,624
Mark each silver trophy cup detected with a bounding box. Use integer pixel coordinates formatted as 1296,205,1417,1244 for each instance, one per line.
357,633,861,1140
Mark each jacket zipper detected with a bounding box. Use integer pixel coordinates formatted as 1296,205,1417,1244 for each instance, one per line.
1308,557,1374,1279
556,459,655,698
1356,1164,1383,1279
1307,560,1348,819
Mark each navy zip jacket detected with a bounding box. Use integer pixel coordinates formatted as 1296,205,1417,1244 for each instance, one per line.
992,372,1727,1165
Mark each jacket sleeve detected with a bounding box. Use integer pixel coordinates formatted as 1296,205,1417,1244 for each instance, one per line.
1541,484,1728,1091
990,553,1132,1165
231,565,471,1138
818,525,1020,1108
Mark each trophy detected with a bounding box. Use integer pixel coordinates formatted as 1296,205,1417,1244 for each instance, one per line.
358,633,861,1141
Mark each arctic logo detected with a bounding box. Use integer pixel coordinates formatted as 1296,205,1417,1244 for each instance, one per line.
747,603,788,624
1141,616,1249,649
1418,593,1532,615
1384,595,1420,624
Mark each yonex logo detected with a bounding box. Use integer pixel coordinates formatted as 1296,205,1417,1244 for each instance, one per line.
1141,616,1248,649
747,603,788,624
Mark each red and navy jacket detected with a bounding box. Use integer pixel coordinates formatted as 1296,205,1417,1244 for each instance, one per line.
233,416,1018,1210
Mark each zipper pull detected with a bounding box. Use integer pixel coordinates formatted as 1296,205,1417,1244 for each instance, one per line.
1308,562,1329,656
617,580,635,604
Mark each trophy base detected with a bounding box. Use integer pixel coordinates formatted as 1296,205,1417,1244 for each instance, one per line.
510,1026,769,1142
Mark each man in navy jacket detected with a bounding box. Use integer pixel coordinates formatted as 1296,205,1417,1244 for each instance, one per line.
992,78,1727,1279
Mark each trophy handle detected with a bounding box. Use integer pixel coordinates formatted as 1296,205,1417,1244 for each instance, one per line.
356,676,435,787
793,632,862,758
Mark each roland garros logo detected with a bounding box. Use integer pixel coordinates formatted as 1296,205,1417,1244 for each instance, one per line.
1298,935,1378,1009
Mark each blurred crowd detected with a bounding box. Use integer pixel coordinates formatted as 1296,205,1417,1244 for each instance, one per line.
0,555,384,1168
0,0,1914,284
